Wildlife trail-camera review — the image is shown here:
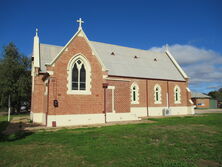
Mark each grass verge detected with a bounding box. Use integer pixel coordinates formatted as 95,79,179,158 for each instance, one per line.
0,113,221,167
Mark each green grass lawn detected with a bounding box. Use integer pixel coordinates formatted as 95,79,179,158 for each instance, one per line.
0,114,222,167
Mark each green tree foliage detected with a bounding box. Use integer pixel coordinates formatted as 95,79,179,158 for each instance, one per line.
0,42,31,112
208,88,222,101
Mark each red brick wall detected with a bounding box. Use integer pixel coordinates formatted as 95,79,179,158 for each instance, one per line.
107,76,191,109
107,80,130,113
106,89,112,113
168,81,188,107
130,79,147,107
192,98,210,108
31,73,46,114
45,35,105,115
147,80,168,107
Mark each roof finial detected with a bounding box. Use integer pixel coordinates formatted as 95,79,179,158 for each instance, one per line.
35,28,38,36
77,18,84,30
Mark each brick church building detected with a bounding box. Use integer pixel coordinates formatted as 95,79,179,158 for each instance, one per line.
31,19,194,127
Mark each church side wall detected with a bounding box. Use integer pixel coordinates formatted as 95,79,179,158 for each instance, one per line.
107,76,194,117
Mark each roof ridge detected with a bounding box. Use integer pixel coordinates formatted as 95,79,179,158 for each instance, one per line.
40,41,162,54
90,41,161,54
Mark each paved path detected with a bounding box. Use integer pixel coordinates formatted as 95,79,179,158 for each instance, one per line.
195,109,222,114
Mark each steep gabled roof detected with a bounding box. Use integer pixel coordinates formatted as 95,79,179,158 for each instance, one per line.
39,40,186,81
90,41,185,81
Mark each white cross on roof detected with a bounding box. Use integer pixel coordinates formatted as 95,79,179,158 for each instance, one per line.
77,18,84,30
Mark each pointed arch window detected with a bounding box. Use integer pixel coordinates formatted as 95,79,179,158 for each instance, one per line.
131,83,139,104
67,54,91,94
154,84,162,104
174,85,181,104
72,59,86,90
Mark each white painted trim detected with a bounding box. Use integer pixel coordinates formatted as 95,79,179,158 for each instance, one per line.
165,50,188,79
47,29,80,66
66,54,91,95
174,85,181,104
154,84,162,104
33,30,40,68
148,106,194,116
106,78,131,82
103,75,108,79
189,99,194,105
32,112,46,125
108,86,115,89
106,112,140,122
47,71,54,75
130,107,147,117
147,107,164,116
108,86,115,113
42,105,195,127
131,82,139,104
47,29,107,72
186,87,191,92
47,114,105,127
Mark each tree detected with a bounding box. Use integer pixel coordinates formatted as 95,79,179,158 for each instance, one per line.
208,89,222,101
0,42,31,112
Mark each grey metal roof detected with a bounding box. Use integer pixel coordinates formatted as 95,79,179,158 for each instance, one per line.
91,41,185,81
191,92,211,98
40,44,63,72
39,41,185,81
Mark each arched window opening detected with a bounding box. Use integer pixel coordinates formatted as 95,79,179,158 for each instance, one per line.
72,59,87,91
175,88,178,101
67,54,91,95
72,64,78,90
155,87,159,101
154,84,162,104
174,85,181,104
131,83,139,104
133,86,136,101
80,64,86,90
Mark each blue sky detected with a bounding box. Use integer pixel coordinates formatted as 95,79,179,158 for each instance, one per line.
1,0,222,93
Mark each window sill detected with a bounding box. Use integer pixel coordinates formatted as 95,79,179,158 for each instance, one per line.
131,101,139,104
67,90,91,95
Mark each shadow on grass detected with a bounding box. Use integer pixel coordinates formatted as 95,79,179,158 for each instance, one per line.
0,121,35,142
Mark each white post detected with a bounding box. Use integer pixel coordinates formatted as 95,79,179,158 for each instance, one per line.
8,95,11,122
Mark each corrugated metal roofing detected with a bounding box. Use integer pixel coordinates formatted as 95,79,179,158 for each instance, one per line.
40,44,63,72
39,41,185,81
191,92,211,98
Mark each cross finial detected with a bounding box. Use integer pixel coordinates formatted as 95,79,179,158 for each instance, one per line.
77,18,84,30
